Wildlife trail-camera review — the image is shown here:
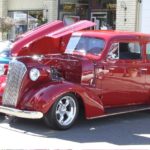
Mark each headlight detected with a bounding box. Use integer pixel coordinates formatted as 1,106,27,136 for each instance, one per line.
29,68,40,81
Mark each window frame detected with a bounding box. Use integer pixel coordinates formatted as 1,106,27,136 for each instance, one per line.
146,42,150,60
107,41,142,60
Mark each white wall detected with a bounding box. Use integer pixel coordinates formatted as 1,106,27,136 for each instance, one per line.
8,0,43,10
7,0,58,22
116,0,137,31
140,0,150,33
0,0,8,17
44,0,58,22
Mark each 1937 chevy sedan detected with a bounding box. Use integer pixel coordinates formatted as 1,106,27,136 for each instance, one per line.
1,20,150,130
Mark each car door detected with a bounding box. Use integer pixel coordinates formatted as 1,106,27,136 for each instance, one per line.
145,42,150,103
95,41,147,107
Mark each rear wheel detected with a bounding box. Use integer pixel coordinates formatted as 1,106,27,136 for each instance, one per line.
44,93,79,130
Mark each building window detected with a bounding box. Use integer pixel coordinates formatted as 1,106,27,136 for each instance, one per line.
8,10,44,40
91,0,116,30
58,0,116,30
91,0,116,10
58,0,89,25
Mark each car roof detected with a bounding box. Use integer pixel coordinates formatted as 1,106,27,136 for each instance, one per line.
73,30,150,41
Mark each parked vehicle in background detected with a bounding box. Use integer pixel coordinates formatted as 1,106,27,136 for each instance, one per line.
0,41,12,63
0,41,11,51
1,20,150,130
0,41,12,76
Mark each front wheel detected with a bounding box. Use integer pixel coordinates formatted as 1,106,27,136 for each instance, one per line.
44,93,79,130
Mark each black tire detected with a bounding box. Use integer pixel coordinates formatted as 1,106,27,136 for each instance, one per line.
44,93,79,130
0,113,6,121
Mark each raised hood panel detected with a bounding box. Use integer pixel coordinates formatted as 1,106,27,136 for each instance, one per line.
11,20,95,56
11,20,64,56
46,20,96,38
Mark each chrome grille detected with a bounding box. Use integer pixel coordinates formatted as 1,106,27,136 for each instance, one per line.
2,60,27,107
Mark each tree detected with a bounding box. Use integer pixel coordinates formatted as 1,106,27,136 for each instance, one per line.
0,17,14,40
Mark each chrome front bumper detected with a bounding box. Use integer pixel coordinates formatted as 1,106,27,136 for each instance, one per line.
0,106,43,119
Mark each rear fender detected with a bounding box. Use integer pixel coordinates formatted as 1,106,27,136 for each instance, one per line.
21,81,104,119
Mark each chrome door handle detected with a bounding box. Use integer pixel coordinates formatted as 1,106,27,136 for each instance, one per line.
109,67,115,71
141,68,148,71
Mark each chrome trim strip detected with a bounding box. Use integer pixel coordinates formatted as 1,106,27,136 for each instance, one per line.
0,106,43,119
87,107,150,120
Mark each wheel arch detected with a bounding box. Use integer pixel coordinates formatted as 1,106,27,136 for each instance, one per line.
69,91,85,118
67,90,104,119
23,81,104,119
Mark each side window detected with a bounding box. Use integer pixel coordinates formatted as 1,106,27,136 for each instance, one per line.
107,43,119,59
119,42,141,59
146,43,150,59
107,42,141,60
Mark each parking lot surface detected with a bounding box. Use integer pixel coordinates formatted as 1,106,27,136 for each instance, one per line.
0,111,150,149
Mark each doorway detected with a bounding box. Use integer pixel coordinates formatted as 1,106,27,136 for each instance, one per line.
91,12,107,30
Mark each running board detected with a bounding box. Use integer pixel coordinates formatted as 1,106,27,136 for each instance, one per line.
88,104,150,119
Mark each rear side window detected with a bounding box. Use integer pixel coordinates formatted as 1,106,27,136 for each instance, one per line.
146,43,150,59
108,42,141,60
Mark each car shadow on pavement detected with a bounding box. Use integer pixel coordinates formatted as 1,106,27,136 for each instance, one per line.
0,111,150,146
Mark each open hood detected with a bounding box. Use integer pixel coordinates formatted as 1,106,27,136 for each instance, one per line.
11,20,95,56
46,20,95,38
11,20,64,56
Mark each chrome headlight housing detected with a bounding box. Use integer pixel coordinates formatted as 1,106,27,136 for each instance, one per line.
29,68,40,81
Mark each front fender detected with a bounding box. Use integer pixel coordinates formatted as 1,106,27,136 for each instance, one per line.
20,81,104,118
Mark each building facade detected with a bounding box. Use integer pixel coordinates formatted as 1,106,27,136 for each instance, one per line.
0,0,58,40
58,0,116,30
116,0,150,33
139,0,150,33
0,0,149,40
57,0,150,33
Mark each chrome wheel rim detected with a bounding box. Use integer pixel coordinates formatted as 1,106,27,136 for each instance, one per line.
56,96,77,126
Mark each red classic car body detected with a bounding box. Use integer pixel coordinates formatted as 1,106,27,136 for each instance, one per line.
0,20,150,130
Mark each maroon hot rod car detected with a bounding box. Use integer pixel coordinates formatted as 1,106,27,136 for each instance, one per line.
0,20,150,130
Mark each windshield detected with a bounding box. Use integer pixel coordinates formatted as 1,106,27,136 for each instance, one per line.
65,36,105,56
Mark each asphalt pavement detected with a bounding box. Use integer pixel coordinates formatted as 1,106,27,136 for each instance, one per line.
0,111,150,149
